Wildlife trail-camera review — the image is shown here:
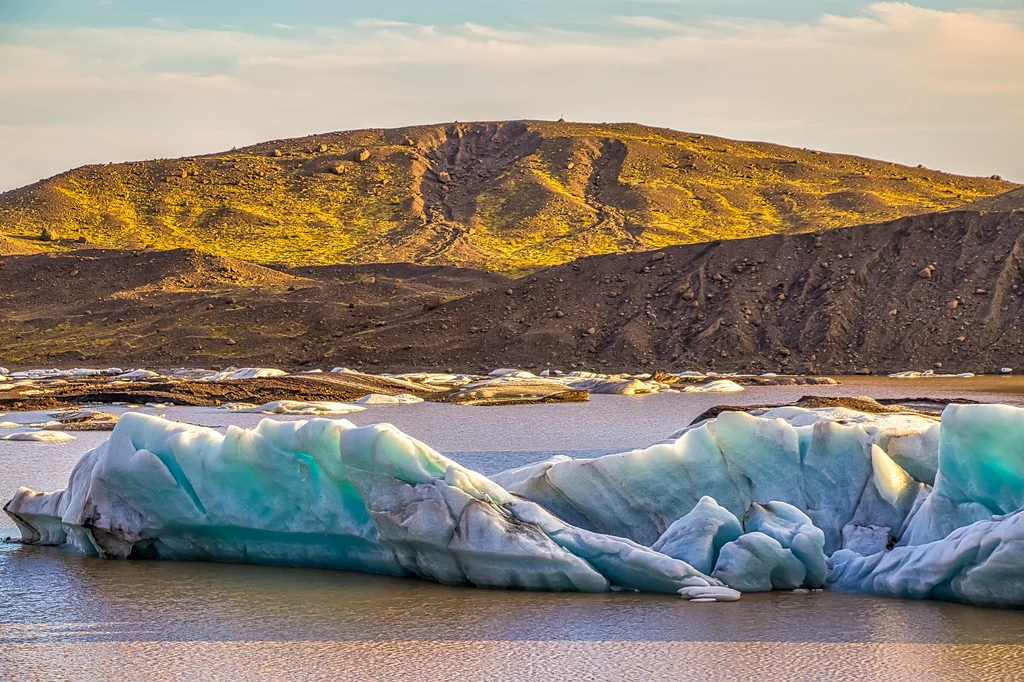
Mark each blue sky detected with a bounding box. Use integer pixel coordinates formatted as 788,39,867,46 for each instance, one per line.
1,0,1022,189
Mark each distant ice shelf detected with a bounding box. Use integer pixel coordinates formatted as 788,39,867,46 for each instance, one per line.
6,403,1024,607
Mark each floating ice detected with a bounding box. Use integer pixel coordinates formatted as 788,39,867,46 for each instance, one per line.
488,368,538,379
447,377,584,405
682,380,744,393
1,431,77,443
354,393,424,405
5,413,727,595
114,369,161,381
7,403,1024,607
241,401,366,415
206,368,287,381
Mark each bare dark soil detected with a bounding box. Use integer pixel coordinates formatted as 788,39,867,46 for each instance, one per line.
1,208,1024,375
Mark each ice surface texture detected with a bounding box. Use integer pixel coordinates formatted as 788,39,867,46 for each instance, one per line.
7,404,1024,606
2,413,725,597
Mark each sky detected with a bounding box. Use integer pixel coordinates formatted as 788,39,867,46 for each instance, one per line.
1,0,1022,191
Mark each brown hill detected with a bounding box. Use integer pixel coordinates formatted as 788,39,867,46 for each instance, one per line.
2,209,1023,375
357,208,1024,375
0,248,506,368
0,121,1014,274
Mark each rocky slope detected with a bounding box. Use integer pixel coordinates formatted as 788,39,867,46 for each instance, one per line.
2,207,1023,374
359,208,1024,375
0,121,1014,273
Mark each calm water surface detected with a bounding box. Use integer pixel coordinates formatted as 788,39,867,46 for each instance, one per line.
2,379,1024,680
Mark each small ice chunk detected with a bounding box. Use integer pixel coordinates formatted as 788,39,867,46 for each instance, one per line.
1,431,77,443
678,585,741,602
207,368,287,380
355,393,424,405
488,368,537,379
242,401,366,415
115,369,161,381
683,380,744,393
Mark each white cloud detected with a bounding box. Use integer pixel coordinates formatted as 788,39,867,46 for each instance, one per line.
615,15,687,31
0,2,1022,190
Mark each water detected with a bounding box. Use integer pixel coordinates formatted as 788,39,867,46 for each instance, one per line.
3,380,1024,680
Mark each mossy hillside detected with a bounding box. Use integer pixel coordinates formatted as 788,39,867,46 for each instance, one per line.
0,121,1014,274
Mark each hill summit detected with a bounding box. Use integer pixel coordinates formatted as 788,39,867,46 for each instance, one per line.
0,120,1015,273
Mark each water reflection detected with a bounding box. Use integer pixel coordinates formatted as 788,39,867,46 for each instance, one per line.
2,544,1020,647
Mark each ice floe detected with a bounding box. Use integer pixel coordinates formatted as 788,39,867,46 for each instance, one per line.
239,401,367,415
354,393,425,405
114,369,161,381
888,370,975,378
2,431,77,443
682,380,744,393
206,367,288,381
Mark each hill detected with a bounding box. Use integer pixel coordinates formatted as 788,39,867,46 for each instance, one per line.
0,248,506,368
0,121,1015,274
961,186,1024,212
2,208,1023,374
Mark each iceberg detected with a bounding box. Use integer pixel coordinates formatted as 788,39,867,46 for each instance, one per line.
7,403,1024,607
4,412,729,597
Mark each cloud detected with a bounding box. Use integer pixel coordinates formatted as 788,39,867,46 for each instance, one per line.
0,2,1022,190
615,16,687,31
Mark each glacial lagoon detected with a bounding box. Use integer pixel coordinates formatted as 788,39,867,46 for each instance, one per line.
3,381,1024,680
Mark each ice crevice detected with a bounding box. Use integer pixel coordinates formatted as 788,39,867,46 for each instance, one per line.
6,403,1024,607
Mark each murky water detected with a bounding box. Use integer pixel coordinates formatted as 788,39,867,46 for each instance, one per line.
2,379,1024,680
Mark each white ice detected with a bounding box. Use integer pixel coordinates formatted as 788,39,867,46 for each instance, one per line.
8,402,1024,607
651,496,742,574
354,393,424,405
206,368,287,380
1,431,77,443
240,401,367,415
682,380,744,393
5,412,729,596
